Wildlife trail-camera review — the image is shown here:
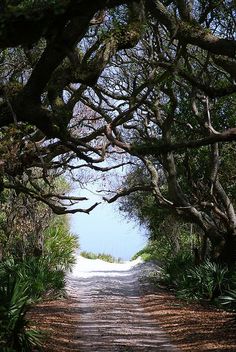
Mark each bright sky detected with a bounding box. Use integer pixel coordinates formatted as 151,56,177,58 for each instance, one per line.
69,188,147,261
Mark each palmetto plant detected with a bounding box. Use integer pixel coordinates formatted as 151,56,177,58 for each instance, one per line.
18,256,65,300
177,260,229,300
0,260,42,351
161,250,194,287
0,213,77,350
44,216,78,272
162,254,230,301
220,289,236,311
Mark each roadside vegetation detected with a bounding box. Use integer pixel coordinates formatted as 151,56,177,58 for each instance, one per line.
80,251,122,263
0,187,79,351
131,228,236,311
160,251,236,311
119,168,236,310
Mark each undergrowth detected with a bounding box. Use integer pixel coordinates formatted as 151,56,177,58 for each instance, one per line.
158,252,236,310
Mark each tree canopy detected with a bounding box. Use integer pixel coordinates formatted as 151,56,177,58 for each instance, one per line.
0,1,236,264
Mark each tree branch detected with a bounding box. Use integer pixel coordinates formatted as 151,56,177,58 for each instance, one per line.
132,128,236,155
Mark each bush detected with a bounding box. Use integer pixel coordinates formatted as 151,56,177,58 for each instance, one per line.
177,260,228,300
132,241,167,262
220,289,236,311
161,253,229,301
18,256,66,300
0,214,79,350
80,251,122,263
0,259,43,351
161,250,194,287
219,269,236,310
0,254,70,351
44,216,79,272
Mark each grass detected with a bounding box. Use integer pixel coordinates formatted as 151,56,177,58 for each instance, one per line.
80,251,122,263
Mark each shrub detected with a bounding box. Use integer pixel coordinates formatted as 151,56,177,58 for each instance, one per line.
177,260,228,300
219,269,236,310
0,255,69,351
161,253,229,301
132,241,167,262
44,216,79,272
18,256,65,300
220,289,236,311
80,251,122,263
0,214,79,350
0,259,43,351
161,250,194,287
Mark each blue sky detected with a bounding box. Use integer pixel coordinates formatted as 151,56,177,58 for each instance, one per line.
69,188,147,260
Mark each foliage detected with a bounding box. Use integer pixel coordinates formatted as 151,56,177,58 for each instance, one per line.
0,259,43,351
132,241,164,262
0,188,52,260
44,215,79,272
161,250,194,288
176,261,229,301
0,211,78,350
132,244,154,262
161,254,231,302
5,217,78,300
120,176,202,263
220,289,236,311
0,173,73,261
80,251,122,263
17,257,66,300
0,173,78,264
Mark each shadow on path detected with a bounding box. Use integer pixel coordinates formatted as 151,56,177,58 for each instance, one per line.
65,260,179,352
30,258,236,352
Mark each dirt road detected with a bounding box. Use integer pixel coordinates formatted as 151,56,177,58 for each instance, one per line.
66,256,178,352
31,256,236,351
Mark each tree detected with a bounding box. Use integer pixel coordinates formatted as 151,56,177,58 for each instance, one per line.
118,166,205,261
0,173,79,261
82,4,236,265
0,1,236,265
0,0,146,212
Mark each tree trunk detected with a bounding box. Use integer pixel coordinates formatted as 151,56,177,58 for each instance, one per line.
0,242,2,261
211,231,236,267
201,236,208,262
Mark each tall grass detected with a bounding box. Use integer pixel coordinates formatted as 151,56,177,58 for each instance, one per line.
80,251,122,263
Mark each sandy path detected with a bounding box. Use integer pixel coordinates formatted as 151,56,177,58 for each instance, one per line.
66,256,179,352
